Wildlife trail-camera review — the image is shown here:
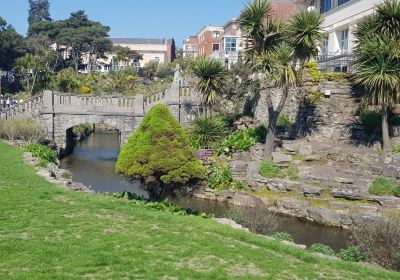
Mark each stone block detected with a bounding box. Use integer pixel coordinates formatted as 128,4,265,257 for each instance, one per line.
298,144,312,156
267,179,301,193
300,185,324,197
383,164,400,179
304,154,321,161
282,142,299,153
272,152,292,165
330,185,363,200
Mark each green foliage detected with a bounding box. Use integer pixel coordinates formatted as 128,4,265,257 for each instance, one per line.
191,56,226,106
272,232,294,242
304,61,348,84
72,123,92,137
309,243,336,256
190,115,227,149
116,104,205,197
287,10,324,63
338,246,366,262
143,61,158,80
103,67,138,93
393,145,400,153
259,160,285,178
0,17,26,71
287,163,299,180
217,125,267,156
369,176,400,197
276,113,292,128
0,119,46,143
52,68,80,93
26,143,57,164
207,161,233,190
358,107,382,135
113,192,213,218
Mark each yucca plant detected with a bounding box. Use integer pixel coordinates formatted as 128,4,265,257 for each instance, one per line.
191,56,226,114
190,115,227,149
353,0,400,152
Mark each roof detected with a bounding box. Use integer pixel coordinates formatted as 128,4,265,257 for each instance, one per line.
110,38,168,45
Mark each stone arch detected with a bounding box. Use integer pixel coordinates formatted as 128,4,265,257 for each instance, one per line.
53,114,137,156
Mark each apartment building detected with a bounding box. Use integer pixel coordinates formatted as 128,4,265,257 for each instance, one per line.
296,0,382,72
183,1,302,68
182,36,199,59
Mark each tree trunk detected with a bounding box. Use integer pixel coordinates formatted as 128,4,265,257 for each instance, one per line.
382,104,391,152
264,113,277,160
264,85,289,160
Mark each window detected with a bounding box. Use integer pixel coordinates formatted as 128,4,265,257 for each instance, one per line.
224,37,237,52
337,0,349,6
213,31,220,38
340,29,348,53
321,37,328,55
212,44,220,52
320,0,331,13
132,58,140,69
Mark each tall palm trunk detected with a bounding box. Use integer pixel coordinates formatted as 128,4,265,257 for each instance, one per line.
264,85,289,159
382,104,391,152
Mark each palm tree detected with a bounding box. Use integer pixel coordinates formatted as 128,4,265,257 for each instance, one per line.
190,115,227,149
353,0,400,152
286,9,324,79
191,56,226,114
259,43,298,159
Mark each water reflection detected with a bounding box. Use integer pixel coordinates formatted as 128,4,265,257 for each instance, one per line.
61,130,351,251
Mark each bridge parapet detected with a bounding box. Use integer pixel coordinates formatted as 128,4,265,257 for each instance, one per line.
0,93,44,120
51,93,142,115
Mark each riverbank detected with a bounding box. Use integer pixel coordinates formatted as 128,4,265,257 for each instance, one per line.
1,140,399,279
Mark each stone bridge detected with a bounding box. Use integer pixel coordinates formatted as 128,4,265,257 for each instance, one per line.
0,81,202,155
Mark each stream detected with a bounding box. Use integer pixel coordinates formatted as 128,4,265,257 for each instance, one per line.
60,130,352,251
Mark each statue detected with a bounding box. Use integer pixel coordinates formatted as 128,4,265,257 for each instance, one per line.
173,64,183,85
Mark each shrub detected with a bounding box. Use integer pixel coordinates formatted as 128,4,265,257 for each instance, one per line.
207,161,233,190
369,176,400,197
224,204,277,235
0,119,46,143
338,246,366,263
309,243,336,256
259,160,285,178
52,67,80,93
276,114,292,128
190,115,227,149
354,217,400,270
393,145,400,153
272,232,294,242
217,125,267,156
26,143,57,164
116,104,205,197
287,163,299,180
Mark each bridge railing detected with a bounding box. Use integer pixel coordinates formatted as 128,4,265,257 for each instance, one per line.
0,93,44,119
143,87,168,108
52,93,139,115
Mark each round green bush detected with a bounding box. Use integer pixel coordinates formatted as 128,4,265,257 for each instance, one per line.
369,176,400,197
259,160,285,178
116,104,205,197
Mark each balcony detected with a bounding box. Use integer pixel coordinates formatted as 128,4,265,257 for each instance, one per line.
317,52,355,72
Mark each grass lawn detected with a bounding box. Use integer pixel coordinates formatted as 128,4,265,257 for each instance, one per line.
0,140,399,279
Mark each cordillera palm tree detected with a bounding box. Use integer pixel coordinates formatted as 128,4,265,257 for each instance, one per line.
286,9,324,79
191,56,226,115
239,0,322,159
353,0,400,152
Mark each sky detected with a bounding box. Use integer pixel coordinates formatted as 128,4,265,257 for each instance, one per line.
1,0,246,47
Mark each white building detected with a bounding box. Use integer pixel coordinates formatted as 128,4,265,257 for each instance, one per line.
295,0,383,72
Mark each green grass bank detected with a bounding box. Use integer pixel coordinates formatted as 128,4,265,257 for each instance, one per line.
0,140,399,279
